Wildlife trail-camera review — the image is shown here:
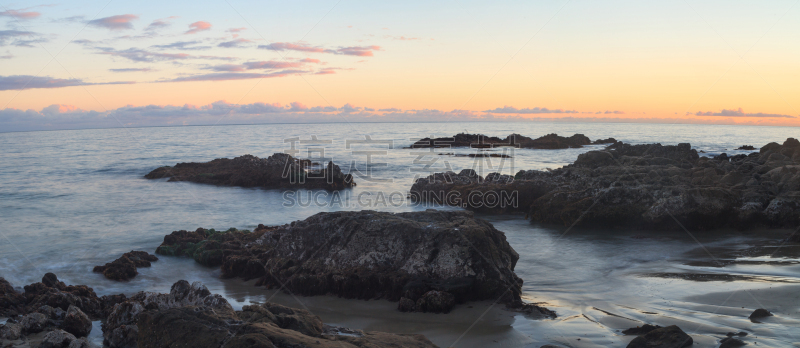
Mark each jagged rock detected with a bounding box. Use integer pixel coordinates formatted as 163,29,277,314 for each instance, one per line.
93,251,158,281
414,290,455,313
411,139,800,230
514,303,557,319
67,338,90,348
623,324,662,335
720,337,747,347
21,312,48,333
63,305,92,337
0,322,22,340
38,305,66,320
626,325,693,348
104,280,437,348
40,329,78,348
0,277,25,316
748,308,772,320
155,227,263,268
145,153,355,190
737,145,756,150
20,273,123,320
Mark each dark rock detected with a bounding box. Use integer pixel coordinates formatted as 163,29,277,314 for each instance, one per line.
411,138,800,230
20,312,48,333
397,297,416,312
0,277,25,316
626,325,693,348
622,324,662,335
514,303,557,319
145,153,355,190
748,308,772,320
409,133,592,149
720,337,747,347
737,145,756,150
594,137,618,144
63,305,92,337
40,329,77,348
414,290,455,313
726,331,747,337
93,250,158,281
159,210,540,314
0,322,22,340
105,280,438,348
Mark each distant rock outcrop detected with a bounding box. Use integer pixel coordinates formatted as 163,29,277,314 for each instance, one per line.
145,153,355,190
93,251,158,281
408,133,595,149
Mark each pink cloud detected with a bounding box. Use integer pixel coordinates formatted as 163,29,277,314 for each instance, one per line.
88,14,139,31
258,42,381,56
335,45,380,56
259,42,324,53
315,69,336,75
0,9,41,19
243,61,304,69
185,21,212,34
300,58,321,64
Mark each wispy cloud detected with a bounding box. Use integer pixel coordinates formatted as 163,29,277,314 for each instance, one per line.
87,14,139,31
164,70,305,82
0,9,41,19
484,106,579,114
145,16,178,32
218,38,252,48
109,68,154,73
258,42,381,56
0,30,46,47
97,47,234,62
151,40,211,50
695,108,796,118
185,21,211,34
0,75,133,90
226,27,246,38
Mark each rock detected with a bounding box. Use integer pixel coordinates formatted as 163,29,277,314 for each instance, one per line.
21,312,48,333
514,303,557,319
409,133,592,149
410,138,800,230
726,331,747,337
414,290,455,313
748,308,772,320
156,227,263,268
737,145,756,150
159,210,532,312
63,305,92,337
40,329,77,348
67,338,90,348
104,280,438,348
93,250,159,281
145,153,355,190
397,297,416,312
626,325,693,348
720,337,747,347
623,324,662,335
0,322,22,340
38,305,66,320
0,277,25,316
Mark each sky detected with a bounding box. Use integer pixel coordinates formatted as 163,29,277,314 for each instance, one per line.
1,0,799,132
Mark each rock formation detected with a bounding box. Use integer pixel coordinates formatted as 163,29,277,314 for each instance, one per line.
145,153,355,190
93,251,159,281
626,325,693,348
411,138,800,230
103,280,438,348
408,133,600,149
156,210,550,314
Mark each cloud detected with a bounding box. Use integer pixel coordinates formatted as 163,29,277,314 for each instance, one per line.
695,108,795,118
218,38,252,48
164,70,306,82
0,30,46,47
242,60,304,69
484,106,579,114
88,14,139,31
0,75,133,90
145,16,177,31
386,36,421,41
258,42,381,56
226,27,246,38
185,21,211,34
0,53,12,59
315,68,336,75
97,47,233,62
0,9,41,19
378,108,401,112
151,40,211,50
300,58,320,63
109,68,153,72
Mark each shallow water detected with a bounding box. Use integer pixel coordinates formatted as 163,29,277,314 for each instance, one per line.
1,122,799,347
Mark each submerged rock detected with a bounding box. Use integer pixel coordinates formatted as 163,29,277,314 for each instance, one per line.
145,153,355,190
103,280,438,348
720,337,747,348
158,210,541,313
93,250,159,281
411,138,800,230
626,325,693,348
622,324,662,335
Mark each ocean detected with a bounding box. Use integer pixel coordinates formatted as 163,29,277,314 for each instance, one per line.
1,121,799,347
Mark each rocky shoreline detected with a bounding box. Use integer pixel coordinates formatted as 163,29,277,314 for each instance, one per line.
411,138,800,231
145,153,355,190
154,210,552,316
